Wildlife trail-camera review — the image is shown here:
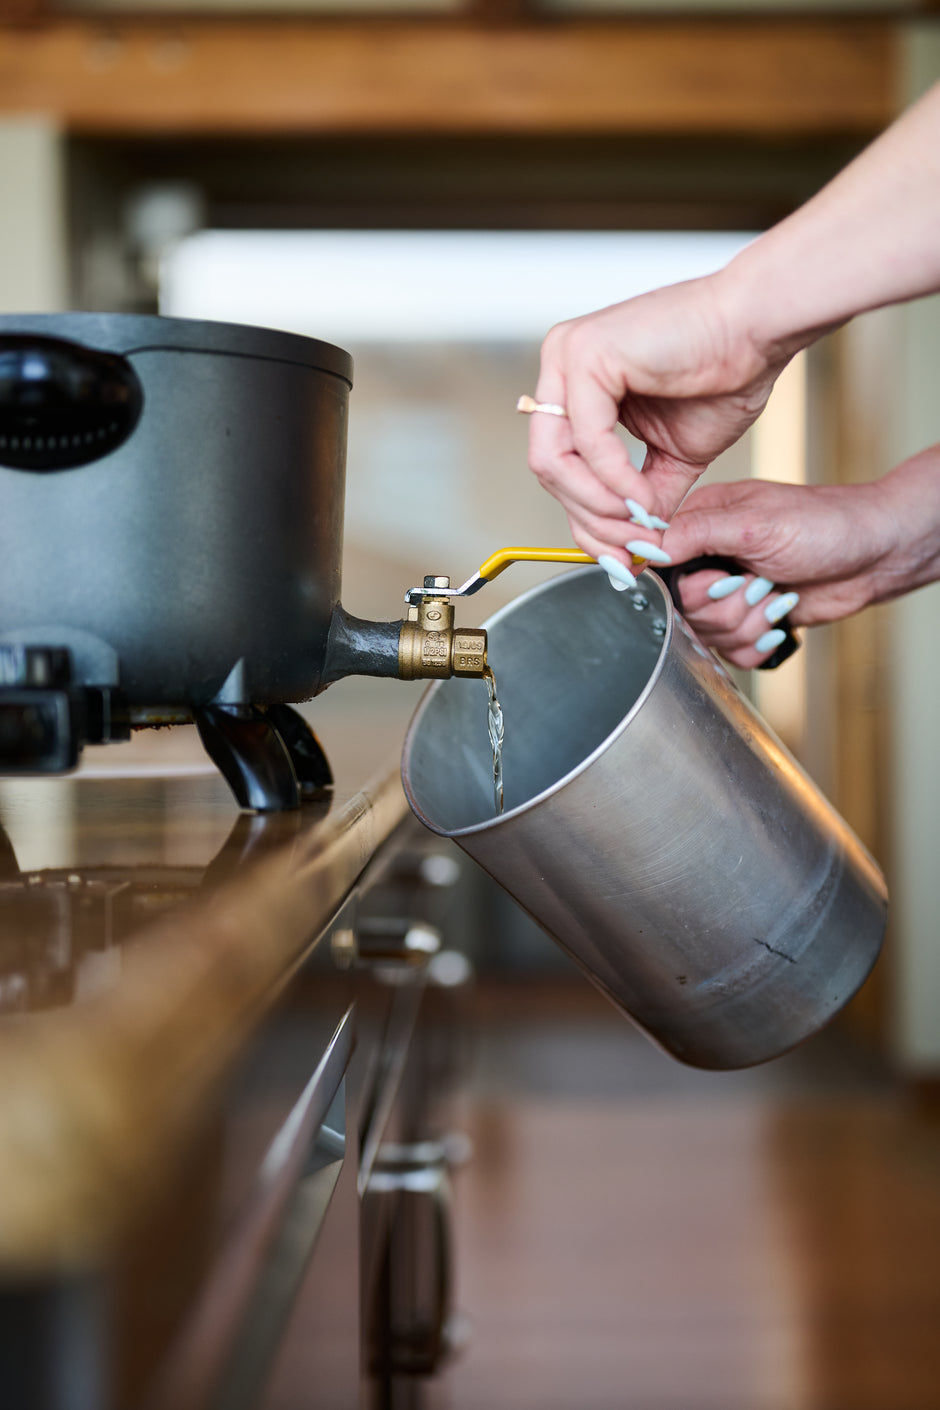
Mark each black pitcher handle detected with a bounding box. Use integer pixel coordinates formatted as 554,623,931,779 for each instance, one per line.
657,556,800,671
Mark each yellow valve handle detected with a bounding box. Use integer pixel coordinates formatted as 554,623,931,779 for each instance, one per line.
477,546,646,581
409,545,653,603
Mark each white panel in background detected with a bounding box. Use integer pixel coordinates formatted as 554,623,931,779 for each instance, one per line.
161,229,754,344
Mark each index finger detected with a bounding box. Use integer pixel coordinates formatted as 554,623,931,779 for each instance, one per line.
565,371,638,497
524,363,588,502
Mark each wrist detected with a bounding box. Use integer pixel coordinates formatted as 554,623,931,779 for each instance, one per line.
716,236,840,372
695,257,790,397
870,450,940,602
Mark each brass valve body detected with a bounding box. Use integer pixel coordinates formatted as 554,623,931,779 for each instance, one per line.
398,594,487,681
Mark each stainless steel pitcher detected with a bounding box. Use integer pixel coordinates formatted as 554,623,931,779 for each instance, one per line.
400,565,887,1070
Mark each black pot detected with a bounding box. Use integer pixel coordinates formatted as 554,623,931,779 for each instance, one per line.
0,314,404,807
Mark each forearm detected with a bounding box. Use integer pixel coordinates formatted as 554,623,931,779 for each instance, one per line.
719,82,940,360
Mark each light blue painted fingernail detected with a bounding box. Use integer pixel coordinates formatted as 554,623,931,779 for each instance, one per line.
745,576,774,606
755,628,787,654
598,555,637,588
649,515,671,531
764,591,799,624
707,574,746,601
625,498,654,529
625,540,672,565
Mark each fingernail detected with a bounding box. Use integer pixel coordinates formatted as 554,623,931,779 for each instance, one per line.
764,591,799,624
755,628,786,654
745,576,774,606
625,498,654,530
625,540,672,565
625,501,672,533
598,555,637,588
707,574,746,601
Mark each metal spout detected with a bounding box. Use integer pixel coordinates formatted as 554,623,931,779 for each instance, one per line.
320,589,487,690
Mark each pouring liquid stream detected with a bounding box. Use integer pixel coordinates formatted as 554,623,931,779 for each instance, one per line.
483,665,505,816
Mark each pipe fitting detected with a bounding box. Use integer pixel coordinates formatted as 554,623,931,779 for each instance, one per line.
398,581,487,681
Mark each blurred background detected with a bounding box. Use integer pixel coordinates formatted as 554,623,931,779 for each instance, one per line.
1,3,940,1406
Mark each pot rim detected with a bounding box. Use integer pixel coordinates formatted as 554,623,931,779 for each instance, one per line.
0,312,354,388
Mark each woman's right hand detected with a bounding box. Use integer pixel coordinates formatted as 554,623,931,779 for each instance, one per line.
525,269,789,575
524,81,940,586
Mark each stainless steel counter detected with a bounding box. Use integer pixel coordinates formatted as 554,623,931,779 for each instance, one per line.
0,714,467,1409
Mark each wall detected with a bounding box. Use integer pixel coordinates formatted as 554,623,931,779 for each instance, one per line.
0,120,72,863
0,118,67,313
888,25,940,1071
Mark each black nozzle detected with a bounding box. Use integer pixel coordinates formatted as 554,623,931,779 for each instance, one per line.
320,605,404,689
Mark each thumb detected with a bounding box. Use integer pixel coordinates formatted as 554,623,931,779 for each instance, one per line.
660,497,755,570
638,447,704,522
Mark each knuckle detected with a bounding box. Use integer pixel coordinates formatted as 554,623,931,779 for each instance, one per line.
562,318,596,357
529,451,559,486
539,321,570,364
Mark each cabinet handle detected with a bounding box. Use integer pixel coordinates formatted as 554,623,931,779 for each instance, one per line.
354,919,441,969
146,1008,353,1410
368,1142,455,1378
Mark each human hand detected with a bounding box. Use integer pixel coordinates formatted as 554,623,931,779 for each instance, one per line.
526,270,787,583
660,450,940,668
525,82,940,588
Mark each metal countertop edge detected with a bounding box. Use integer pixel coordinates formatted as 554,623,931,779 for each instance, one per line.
0,764,410,1274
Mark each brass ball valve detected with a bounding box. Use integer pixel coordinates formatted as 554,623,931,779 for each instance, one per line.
396,548,615,682
398,578,488,681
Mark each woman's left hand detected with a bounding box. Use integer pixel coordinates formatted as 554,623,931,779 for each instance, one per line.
660,456,940,668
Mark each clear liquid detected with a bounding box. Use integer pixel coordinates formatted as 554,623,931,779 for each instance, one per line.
483,665,505,816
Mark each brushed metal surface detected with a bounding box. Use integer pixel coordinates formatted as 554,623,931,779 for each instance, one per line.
402,567,887,1070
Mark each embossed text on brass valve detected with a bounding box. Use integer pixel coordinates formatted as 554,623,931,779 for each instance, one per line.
398,578,487,681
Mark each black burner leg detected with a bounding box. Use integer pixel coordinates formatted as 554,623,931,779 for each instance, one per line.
263,703,333,802
195,704,301,812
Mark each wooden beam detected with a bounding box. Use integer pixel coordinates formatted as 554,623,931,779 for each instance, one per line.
0,18,896,137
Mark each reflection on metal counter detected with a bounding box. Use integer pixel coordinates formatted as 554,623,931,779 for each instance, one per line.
0,769,474,1410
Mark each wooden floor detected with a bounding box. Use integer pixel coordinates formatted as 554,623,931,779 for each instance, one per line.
428,982,940,1410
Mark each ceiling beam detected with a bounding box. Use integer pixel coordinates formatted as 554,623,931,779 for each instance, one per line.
0,17,896,137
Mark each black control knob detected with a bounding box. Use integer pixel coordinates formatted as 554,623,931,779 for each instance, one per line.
0,334,143,471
